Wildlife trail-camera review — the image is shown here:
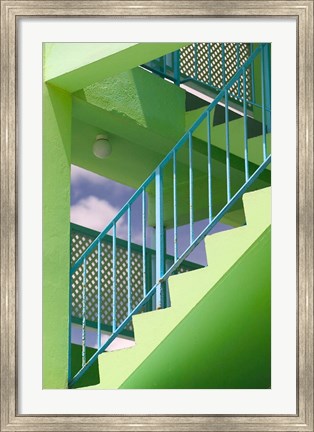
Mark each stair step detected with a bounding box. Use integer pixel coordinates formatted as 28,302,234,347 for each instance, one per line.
242,185,271,227
169,187,271,310
80,187,271,389
132,308,174,346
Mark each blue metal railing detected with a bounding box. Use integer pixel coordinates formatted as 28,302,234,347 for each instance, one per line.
70,222,201,338
143,43,270,112
68,43,271,388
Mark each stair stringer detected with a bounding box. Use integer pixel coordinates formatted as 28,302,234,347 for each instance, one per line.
81,187,271,389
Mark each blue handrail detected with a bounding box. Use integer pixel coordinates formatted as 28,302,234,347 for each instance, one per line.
68,43,271,388
143,42,267,111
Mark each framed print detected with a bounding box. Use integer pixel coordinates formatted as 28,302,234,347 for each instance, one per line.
1,1,313,431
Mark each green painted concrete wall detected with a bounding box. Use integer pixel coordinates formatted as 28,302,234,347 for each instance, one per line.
43,84,72,388
73,227,270,390
44,43,136,82
71,344,100,388
79,188,271,390
43,43,187,389
43,42,271,389
74,66,185,142
71,67,186,189
120,227,271,389
44,43,187,93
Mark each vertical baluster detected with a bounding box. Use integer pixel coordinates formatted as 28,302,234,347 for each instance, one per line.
163,55,166,76
173,50,181,86
243,68,249,182
68,230,73,382
225,89,231,201
189,132,194,243
127,206,132,315
194,43,198,80
208,43,211,85
261,44,267,161
145,249,152,311
264,44,271,132
207,111,213,221
151,248,156,310
68,274,73,382
112,223,116,332
97,241,102,350
222,43,226,87
142,190,147,298
82,257,87,367
236,43,240,98
155,166,164,309
162,228,167,308
173,151,178,262
165,259,172,308
250,43,255,105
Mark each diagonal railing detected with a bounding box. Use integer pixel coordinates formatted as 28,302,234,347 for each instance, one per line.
70,223,202,338
68,43,271,388
143,43,258,109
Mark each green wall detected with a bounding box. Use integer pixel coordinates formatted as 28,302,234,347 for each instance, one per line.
74,67,185,139
42,42,187,389
43,42,271,389
71,66,186,189
43,84,72,388
44,43,136,83
120,227,271,389
43,42,187,389
44,43,187,93
71,344,100,388
75,187,271,390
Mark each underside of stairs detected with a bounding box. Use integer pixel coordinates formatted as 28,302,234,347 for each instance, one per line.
73,186,271,389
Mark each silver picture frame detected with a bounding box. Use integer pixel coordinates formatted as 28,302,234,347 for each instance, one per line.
1,1,313,430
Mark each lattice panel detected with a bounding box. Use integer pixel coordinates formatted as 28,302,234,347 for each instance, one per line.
71,231,146,333
196,43,210,83
221,43,252,102
208,44,221,91
71,227,202,335
180,43,252,104
180,44,196,79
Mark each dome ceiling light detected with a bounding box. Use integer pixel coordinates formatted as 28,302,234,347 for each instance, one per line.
93,134,112,159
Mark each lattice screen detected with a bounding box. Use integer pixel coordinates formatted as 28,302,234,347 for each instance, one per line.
70,226,200,335
180,44,197,79
180,43,252,104
71,230,146,333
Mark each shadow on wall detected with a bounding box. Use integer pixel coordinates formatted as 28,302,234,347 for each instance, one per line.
71,344,100,389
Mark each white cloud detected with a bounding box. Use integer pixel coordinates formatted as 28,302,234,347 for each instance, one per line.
71,165,109,187
71,195,127,233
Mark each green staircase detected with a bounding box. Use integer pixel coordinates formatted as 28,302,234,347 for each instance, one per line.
147,105,271,229
75,186,271,389
69,43,271,389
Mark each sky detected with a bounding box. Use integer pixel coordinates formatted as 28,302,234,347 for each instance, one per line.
70,165,231,266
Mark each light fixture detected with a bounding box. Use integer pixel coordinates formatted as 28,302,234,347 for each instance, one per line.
93,134,112,159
